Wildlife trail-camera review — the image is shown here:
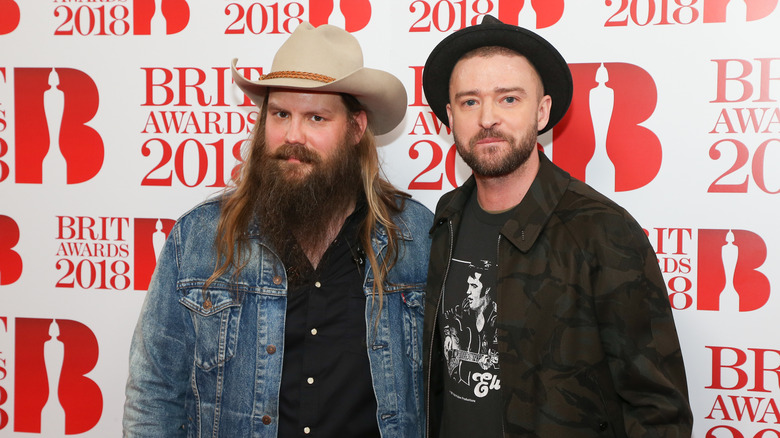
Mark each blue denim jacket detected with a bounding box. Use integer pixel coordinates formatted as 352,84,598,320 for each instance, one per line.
124,197,432,438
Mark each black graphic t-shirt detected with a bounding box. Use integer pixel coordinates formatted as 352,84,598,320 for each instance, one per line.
439,192,514,438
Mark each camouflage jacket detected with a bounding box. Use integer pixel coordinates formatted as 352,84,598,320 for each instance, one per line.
423,152,692,438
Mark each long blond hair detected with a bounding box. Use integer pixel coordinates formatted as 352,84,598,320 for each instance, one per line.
206,93,407,320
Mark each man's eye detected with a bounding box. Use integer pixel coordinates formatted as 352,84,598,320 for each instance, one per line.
464,99,477,107
504,96,517,103
274,111,289,118
312,115,324,122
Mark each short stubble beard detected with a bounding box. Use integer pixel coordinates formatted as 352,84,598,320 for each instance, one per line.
454,124,538,178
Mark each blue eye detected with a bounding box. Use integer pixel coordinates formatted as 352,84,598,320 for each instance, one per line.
504,96,517,103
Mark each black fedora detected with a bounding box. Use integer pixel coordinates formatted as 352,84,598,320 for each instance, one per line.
423,15,573,134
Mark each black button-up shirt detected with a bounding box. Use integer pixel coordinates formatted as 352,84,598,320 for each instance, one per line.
278,204,380,437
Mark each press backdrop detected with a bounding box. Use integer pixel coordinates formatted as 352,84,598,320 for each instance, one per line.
1,1,779,436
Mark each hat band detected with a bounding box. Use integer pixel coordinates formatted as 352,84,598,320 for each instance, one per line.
261,70,336,83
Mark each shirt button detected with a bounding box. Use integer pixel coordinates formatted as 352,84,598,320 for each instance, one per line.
273,275,282,285
307,377,314,384
314,281,321,288
304,427,311,434
310,328,318,336
266,345,276,354
262,415,272,425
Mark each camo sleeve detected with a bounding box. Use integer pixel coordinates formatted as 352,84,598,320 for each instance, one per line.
590,209,693,437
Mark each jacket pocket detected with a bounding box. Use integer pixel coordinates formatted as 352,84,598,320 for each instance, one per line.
179,287,242,371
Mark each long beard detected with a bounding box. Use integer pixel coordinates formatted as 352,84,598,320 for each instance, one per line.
455,125,538,177
254,137,362,275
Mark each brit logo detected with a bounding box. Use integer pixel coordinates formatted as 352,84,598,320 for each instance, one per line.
553,62,661,193
140,66,252,188
13,68,103,185
310,0,372,31
1,317,102,435
702,0,778,23
0,0,20,35
133,218,175,291
132,0,191,35
697,229,770,312
496,0,565,28
647,227,771,312
0,215,22,286
54,216,174,291
708,57,780,195
703,344,780,437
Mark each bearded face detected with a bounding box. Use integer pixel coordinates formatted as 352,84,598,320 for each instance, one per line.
252,90,365,274
255,131,361,241
446,53,550,178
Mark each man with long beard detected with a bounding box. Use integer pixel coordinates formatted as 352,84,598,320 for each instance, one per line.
422,16,692,437
124,22,432,438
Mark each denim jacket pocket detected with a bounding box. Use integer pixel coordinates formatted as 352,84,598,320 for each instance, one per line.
179,286,242,371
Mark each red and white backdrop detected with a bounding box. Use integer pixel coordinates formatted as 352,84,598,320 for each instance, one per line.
0,0,778,436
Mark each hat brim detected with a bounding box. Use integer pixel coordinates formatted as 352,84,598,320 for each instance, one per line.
423,18,572,134
232,59,407,135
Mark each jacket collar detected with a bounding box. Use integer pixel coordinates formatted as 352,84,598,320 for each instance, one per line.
431,175,475,230
432,151,571,253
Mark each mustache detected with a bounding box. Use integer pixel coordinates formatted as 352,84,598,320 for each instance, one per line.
471,128,513,145
271,144,321,164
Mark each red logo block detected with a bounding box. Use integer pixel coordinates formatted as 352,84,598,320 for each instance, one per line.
554,62,662,191
697,229,770,312
13,318,102,434
309,0,371,32
703,0,778,22
133,0,190,35
133,218,175,291
0,0,20,35
14,68,103,184
497,0,564,28
0,215,22,285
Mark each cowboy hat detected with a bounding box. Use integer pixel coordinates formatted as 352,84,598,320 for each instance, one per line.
232,22,407,135
423,15,573,134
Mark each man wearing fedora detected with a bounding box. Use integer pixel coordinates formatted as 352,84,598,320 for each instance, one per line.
124,22,431,437
422,16,692,437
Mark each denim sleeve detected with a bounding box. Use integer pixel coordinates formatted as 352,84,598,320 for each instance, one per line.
123,224,192,437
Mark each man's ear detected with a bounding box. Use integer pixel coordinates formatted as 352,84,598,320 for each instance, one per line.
352,110,368,144
537,95,552,132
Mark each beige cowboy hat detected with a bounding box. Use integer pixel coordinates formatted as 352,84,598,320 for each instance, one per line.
231,22,407,135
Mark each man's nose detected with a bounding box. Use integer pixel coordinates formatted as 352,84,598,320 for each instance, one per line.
479,102,499,129
285,117,306,145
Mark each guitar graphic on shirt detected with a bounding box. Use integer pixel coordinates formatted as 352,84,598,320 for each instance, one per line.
444,339,498,374
450,348,498,370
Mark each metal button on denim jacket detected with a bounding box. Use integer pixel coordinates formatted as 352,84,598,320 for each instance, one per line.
124,197,432,438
